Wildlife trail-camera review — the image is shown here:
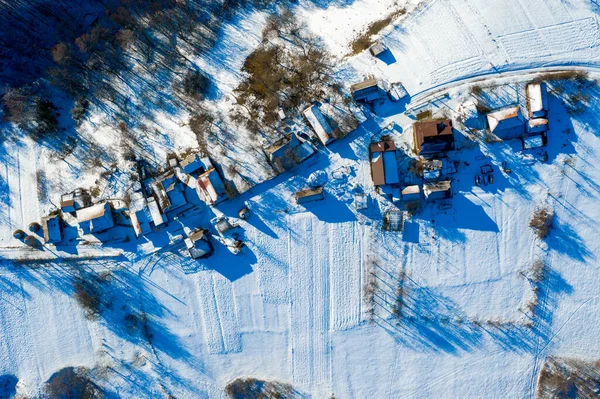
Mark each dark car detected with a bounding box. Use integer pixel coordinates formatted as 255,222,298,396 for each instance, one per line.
475,175,482,186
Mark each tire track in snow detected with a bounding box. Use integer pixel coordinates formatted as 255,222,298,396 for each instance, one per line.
330,222,362,331
196,272,242,355
288,214,331,394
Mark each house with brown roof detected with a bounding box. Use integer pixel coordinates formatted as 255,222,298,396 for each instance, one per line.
370,141,400,186
412,119,454,157
42,213,62,243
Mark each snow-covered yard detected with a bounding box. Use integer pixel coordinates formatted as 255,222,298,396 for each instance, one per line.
2,0,600,398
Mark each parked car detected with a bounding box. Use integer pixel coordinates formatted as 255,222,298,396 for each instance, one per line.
488,174,494,184
475,175,482,186
480,165,494,174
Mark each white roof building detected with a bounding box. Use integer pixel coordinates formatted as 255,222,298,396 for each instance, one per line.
401,185,421,202
303,104,336,145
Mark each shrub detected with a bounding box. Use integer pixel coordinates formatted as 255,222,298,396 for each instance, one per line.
45,367,104,399
530,208,554,239
182,69,211,100
225,378,295,399
74,277,103,319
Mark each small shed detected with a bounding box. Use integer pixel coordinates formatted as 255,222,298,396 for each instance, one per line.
60,189,91,214
401,185,421,202
370,141,399,186
42,214,62,243
303,104,336,145
523,134,545,150
369,41,387,57
196,168,228,205
423,181,452,201
185,229,213,259
487,106,526,140
147,197,164,227
528,118,549,134
526,82,549,119
350,79,381,103
77,202,115,235
295,187,325,204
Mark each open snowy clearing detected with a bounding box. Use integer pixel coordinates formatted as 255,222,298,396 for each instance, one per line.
2,0,600,398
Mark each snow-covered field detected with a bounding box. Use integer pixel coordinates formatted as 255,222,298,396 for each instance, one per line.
2,0,600,398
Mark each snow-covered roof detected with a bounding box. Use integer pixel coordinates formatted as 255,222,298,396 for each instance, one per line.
303,104,336,145
76,202,115,234
196,168,227,205
487,106,525,133
42,214,62,243
526,82,548,118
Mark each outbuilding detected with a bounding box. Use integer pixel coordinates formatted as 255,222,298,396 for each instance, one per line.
185,229,213,259
526,82,549,119
303,104,337,145
42,214,62,243
196,167,228,205
350,79,382,103
401,185,421,202
295,187,325,204
423,181,452,201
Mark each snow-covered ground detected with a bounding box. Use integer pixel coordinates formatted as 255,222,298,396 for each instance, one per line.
2,0,600,398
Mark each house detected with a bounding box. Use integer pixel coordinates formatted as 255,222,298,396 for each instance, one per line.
180,153,204,175
487,106,526,140
523,134,545,150
413,119,454,157
265,133,315,172
185,229,213,259
42,214,62,243
423,181,452,201
303,104,337,145
196,167,228,205
77,202,115,234
423,159,443,181
369,41,387,57
147,197,165,227
152,172,187,213
295,187,324,204
401,185,421,202
370,141,400,186
60,188,91,214
351,79,382,103
528,118,549,134
526,82,549,118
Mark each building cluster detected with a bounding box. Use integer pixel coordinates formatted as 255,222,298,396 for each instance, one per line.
29,151,236,260
486,81,549,149
367,118,456,212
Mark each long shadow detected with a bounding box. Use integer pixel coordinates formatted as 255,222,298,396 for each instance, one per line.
547,219,595,262
0,374,18,398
